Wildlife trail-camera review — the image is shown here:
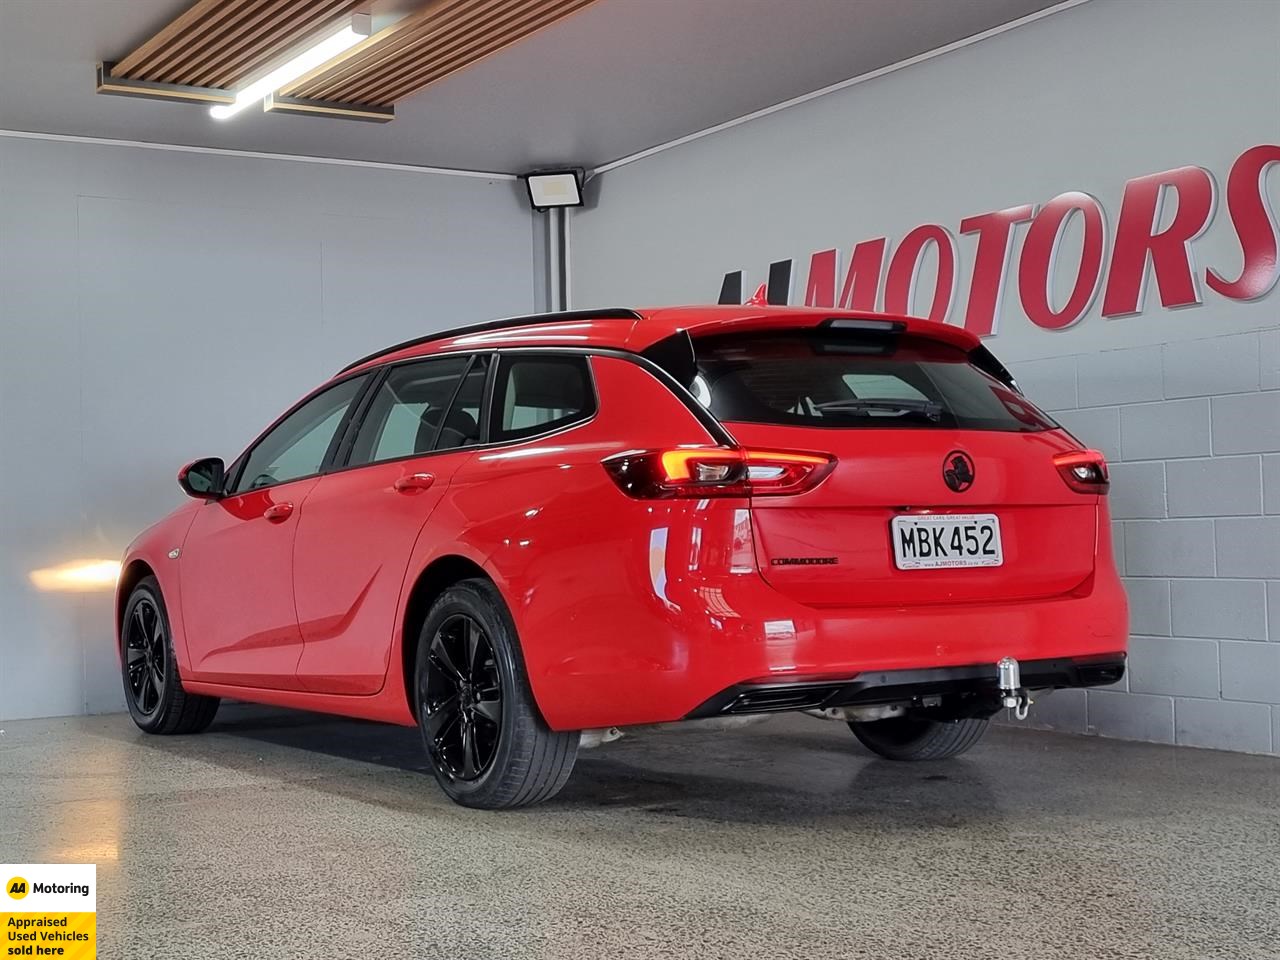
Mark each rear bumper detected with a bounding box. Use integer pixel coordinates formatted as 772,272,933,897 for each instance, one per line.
510,492,1128,732
686,653,1126,718
526,564,1129,730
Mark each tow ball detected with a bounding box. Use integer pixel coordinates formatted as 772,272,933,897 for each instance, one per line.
997,656,1033,720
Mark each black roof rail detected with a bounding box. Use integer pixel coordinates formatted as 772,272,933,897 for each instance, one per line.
337,307,643,374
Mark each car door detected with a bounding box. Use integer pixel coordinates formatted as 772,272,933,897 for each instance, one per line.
292,354,489,694
179,373,370,689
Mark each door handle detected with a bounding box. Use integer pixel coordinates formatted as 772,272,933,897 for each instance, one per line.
394,473,435,493
263,502,294,522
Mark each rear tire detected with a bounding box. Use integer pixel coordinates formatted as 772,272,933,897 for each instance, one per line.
121,577,220,735
849,715,988,761
414,578,577,809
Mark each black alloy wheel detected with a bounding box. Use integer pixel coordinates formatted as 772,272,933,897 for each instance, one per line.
121,576,220,735
125,596,168,718
413,578,578,809
421,613,503,781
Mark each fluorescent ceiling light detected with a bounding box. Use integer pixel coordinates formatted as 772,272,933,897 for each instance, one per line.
522,170,584,210
211,14,371,120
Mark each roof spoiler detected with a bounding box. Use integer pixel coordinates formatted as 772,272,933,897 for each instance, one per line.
637,319,1020,395
640,329,697,389
969,343,1020,393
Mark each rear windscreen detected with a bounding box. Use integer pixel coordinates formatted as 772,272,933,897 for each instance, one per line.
693,332,1057,433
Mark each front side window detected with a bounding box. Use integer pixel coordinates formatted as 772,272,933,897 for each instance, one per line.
694,332,1056,433
346,356,471,467
491,356,594,442
232,374,368,493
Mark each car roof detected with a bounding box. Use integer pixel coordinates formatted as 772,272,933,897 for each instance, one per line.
338,304,982,377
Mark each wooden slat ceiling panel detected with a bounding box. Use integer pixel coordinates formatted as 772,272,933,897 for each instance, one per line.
194,0,357,88
111,0,368,87
108,0,599,109
293,0,595,105
285,0,595,105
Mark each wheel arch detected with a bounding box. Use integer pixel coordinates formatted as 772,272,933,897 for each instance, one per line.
400,554,494,719
116,559,157,646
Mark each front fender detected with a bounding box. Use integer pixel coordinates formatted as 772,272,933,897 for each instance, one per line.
117,505,201,671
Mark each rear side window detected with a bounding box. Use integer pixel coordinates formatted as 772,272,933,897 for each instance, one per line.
694,332,1056,433
345,356,470,466
491,356,594,442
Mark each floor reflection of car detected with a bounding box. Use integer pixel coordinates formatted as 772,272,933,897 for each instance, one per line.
117,306,1127,808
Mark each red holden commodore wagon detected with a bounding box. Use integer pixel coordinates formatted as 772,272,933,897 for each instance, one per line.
117,306,1127,808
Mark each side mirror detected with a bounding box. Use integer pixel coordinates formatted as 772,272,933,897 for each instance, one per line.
178,458,225,500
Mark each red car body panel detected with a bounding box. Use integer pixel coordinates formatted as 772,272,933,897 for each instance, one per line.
737,423,1096,606
291,449,473,695
118,306,1128,732
180,479,317,689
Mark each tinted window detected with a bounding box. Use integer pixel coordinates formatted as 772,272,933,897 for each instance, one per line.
492,356,594,442
437,355,490,451
694,332,1056,433
346,356,470,467
233,375,368,492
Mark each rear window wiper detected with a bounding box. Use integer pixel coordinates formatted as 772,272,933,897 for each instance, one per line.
812,398,945,421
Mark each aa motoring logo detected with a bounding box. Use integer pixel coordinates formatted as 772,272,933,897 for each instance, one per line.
4,875,90,899
717,143,1279,336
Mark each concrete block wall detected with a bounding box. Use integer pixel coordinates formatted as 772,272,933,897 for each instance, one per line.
1011,330,1280,755
568,0,1279,756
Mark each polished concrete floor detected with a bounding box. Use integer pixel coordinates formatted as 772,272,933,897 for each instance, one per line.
1,705,1277,960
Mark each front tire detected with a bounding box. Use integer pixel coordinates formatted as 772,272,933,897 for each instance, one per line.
121,576,219,735
414,578,578,809
849,715,988,761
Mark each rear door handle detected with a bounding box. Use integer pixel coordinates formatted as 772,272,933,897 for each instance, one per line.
263,502,294,522
394,473,435,493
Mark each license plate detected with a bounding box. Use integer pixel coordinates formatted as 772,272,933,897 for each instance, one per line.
891,513,1003,569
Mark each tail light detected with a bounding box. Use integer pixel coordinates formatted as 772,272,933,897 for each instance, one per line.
1054,449,1110,494
604,447,835,499
742,450,837,494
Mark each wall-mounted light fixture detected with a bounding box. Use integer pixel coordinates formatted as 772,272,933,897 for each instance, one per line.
521,169,586,314
210,13,372,120
521,170,584,211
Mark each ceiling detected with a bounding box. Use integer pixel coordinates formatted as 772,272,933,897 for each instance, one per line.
101,0,598,115
0,0,1064,174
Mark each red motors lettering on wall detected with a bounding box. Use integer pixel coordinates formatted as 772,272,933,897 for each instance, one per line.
884,225,958,323
1019,192,1104,330
1100,166,1216,318
736,144,1280,337
1207,145,1280,301
960,204,1034,333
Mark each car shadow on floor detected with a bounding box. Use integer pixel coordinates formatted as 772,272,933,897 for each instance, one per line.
119,703,1007,829
211,702,434,773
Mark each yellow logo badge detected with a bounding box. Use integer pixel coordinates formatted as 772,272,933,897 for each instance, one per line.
6,876,28,899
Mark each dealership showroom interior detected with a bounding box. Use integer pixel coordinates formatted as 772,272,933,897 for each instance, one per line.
1,0,1279,956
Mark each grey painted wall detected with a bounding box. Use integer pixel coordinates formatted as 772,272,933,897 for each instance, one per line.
571,0,1280,753
0,135,539,721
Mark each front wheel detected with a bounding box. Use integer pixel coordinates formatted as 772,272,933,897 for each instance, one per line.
849,715,988,761
414,579,578,809
121,576,220,735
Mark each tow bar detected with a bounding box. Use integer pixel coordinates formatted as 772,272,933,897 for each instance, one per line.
997,656,1033,720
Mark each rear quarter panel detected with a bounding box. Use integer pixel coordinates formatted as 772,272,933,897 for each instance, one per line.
416,355,725,729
